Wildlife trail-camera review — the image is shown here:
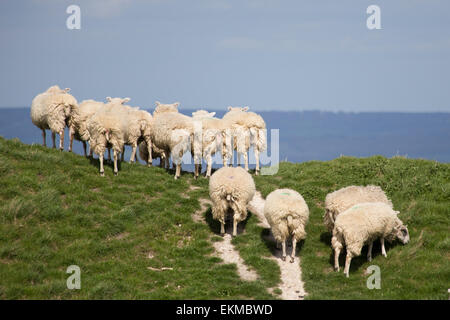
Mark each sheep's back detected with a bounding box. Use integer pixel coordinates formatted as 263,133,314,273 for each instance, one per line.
264,189,309,227
209,167,255,203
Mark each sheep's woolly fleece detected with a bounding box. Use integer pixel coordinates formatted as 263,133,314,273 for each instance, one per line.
264,188,309,243
30,85,79,135
332,202,407,258
208,166,255,227
324,185,393,232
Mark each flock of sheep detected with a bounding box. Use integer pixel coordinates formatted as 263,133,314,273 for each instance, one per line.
30,85,410,278
30,85,266,178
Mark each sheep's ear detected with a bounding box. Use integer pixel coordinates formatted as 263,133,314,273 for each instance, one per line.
106,97,112,102
64,88,71,93
210,112,216,117
228,106,233,111
394,210,400,215
174,102,180,108
155,101,161,106
243,106,249,111
122,97,131,104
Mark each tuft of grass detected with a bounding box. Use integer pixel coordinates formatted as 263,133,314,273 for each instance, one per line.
0,137,448,299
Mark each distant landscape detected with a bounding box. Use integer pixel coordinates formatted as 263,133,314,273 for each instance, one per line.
1,108,449,166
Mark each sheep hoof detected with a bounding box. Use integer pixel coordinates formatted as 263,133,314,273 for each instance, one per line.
114,171,118,176
345,273,349,278
255,171,259,176
281,256,286,261
334,267,339,272
100,171,105,177
290,257,295,263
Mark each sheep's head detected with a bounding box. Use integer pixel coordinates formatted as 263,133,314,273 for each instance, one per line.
106,97,131,105
394,225,410,244
154,101,179,114
227,106,249,112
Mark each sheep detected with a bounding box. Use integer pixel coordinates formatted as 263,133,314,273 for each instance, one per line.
70,99,106,157
138,140,167,167
191,110,233,178
30,85,79,150
222,106,267,175
86,107,124,176
263,189,310,263
323,185,393,232
151,101,201,179
331,202,410,277
209,166,255,236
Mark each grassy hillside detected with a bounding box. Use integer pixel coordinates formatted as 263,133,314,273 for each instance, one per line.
0,136,448,299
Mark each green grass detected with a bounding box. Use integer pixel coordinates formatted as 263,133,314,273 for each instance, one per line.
0,136,449,299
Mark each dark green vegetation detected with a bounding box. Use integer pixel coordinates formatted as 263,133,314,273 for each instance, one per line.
0,136,449,299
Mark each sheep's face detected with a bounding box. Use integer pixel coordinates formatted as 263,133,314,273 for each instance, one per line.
154,101,179,114
395,225,410,244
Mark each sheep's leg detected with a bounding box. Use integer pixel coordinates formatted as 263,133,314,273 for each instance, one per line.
82,141,87,157
68,127,74,152
146,139,153,167
194,164,200,180
89,146,93,158
107,148,112,163
290,239,297,263
120,146,124,162
99,154,105,176
130,142,137,163
52,132,56,148
220,222,225,235
113,150,118,176
243,152,248,171
41,129,46,147
206,154,212,178
381,238,387,258
254,148,260,175
334,247,341,271
232,213,239,237
281,240,287,261
367,241,373,262
59,129,64,151
175,163,181,180
344,252,353,278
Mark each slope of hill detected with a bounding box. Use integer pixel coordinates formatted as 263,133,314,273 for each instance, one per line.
0,136,448,299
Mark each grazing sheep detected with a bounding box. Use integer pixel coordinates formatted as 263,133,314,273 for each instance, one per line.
222,106,267,175
191,110,233,178
209,166,255,236
264,189,309,263
331,202,410,277
30,85,79,150
151,101,200,179
86,107,124,176
324,185,393,232
138,140,167,167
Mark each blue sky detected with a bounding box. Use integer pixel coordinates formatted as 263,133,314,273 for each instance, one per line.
1,0,449,112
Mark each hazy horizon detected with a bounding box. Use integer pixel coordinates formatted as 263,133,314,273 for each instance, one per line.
1,0,450,112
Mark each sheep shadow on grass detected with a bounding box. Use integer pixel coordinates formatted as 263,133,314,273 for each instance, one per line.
260,228,305,261
205,208,251,237
320,231,399,274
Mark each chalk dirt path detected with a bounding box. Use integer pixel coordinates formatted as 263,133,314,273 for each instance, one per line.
191,190,306,299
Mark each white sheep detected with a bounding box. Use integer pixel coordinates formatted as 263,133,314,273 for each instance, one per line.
70,99,106,156
324,185,393,232
331,202,410,277
209,166,255,236
222,106,267,175
30,85,79,150
263,189,310,263
86,107,124,176
151,101,201,179
191,110,233,178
